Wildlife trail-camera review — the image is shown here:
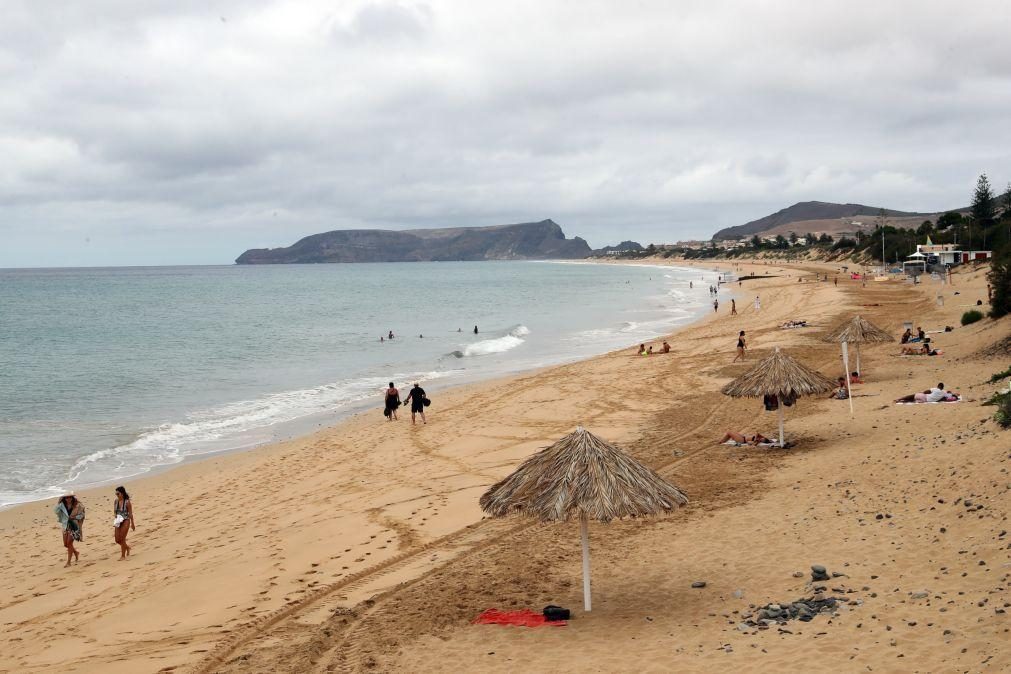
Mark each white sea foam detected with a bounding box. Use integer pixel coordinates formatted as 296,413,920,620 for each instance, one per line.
61,370,453,488
450,325,530,357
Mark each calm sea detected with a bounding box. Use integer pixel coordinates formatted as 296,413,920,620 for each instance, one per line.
0,261,723,507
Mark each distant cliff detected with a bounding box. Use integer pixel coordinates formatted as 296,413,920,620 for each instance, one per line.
236,219,592,264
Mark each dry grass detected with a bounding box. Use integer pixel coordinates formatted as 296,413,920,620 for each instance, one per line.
479,427,688,523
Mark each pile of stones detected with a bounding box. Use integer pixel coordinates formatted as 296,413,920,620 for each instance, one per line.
735,565,857,632
738,595,840,630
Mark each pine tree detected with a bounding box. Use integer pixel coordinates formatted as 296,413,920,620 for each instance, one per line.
989,255,1011,319
972,173,996,229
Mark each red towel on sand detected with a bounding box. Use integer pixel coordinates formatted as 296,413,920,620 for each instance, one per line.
473,609,566,627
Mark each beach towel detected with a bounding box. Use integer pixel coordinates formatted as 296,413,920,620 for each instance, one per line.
895,396,962,405
473,609,566,628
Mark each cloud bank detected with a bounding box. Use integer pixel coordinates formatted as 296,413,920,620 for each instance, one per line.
2,0,1010,265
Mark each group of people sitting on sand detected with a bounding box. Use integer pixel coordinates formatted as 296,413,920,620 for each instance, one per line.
780,319,808,329
637,341,671,356
901,338,940,356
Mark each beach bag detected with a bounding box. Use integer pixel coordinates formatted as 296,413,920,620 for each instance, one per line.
423,397,431,408
542,605,570,621
383,407,391,418
763,394,779,411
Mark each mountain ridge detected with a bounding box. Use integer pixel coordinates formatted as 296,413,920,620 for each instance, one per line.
235,219,592,264
712,201,935,240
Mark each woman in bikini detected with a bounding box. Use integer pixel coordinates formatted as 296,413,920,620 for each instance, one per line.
113,486,135,560
733,331,747,362
54,493,84,567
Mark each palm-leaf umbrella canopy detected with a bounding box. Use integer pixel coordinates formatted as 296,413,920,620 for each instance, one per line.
822,315,894,345
480,426,688,611
821,315,894,412
721,347,836,399
721,347,835,446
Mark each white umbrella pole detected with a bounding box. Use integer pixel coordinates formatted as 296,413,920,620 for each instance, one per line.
841,342,854,416
580,512,592,612
777,404,785,448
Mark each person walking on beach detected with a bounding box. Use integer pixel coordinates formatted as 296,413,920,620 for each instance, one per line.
403,383,428,425
384,382,400,421
113,486,135,560
713,298,719,312
754,296,761,311
55,493,85,567
730,298,737,315
734,330,747,362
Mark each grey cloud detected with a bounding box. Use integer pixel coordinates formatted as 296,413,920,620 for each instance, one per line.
1,0,1010,266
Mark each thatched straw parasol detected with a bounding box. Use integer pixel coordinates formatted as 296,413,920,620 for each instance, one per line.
479,426,688,611
822,315,894,413
721,347,836,447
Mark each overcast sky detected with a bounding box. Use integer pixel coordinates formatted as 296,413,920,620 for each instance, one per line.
2,1,1010,266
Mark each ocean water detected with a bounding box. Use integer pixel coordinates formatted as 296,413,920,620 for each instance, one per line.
0,261,724,507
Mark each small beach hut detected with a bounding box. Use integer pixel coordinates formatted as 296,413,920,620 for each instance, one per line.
822,315,895,414
479,426,688,612
721,347,836,447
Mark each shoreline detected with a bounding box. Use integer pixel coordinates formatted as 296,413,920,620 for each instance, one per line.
1,260,719,511
3,258,1005,673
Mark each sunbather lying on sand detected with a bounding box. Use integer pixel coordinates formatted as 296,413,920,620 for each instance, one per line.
719,431,771,445
781,320,808,328
894,382,958,403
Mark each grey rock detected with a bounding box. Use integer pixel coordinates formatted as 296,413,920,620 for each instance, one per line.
691,581,707,588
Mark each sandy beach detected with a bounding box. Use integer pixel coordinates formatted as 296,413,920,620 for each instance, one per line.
2,259,1007,674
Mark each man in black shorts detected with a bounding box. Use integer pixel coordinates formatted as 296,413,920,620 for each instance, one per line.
403,383,428,425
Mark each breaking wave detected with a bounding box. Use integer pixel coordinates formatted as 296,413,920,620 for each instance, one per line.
449,325,530,358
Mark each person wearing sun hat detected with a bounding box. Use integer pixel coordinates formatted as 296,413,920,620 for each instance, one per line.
54,491,85,567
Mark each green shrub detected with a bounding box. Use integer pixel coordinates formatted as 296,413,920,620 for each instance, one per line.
961,310,984,326
995,393,1011,429
990,365,1011,383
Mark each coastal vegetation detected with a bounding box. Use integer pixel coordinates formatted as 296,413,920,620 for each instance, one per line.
961,309,984,326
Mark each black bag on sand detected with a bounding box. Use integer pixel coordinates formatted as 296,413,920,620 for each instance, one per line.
543,605,570,621
422,397,431,408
